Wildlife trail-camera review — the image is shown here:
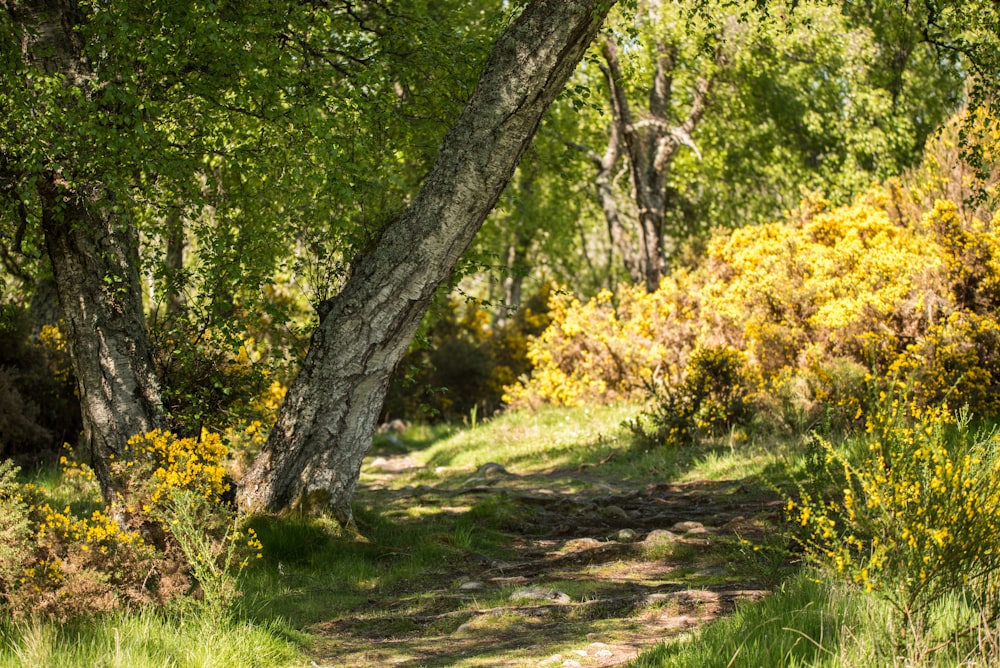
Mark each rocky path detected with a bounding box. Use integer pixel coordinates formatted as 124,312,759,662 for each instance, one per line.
309,456,787,667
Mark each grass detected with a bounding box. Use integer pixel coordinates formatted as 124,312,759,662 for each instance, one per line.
0,405,844,666
0,607,303,668
628,571,883,668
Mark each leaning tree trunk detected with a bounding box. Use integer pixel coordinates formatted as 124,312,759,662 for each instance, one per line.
38,177,164,498
237,0,615,525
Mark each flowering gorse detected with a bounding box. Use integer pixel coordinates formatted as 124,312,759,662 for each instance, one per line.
788,399,1000,655
117,429,230,509
1,429,262,620
510,181,1000,438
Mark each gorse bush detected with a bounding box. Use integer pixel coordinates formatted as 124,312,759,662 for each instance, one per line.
628,345,758,446
788,398,1000,660
509,138,1000,438
1,430,260,621
504,281,698,409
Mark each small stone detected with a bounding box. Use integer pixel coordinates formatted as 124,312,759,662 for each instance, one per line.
562,660,583,668
572,648,589,657
539,656,563,667
644,529,678,544
476,462,511,478
384,418,407,433
671,520,705,533
615,528,638,542
509,587,571,604
601,505,630,520
459,581,486,590
562,537,602,551
594,649,614,658
370,456,389,468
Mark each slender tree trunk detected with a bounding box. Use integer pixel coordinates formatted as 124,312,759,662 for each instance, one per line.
597,20,727,292
38,177,164,497
568,114,646,285
237,0,615,524
164,208,186,318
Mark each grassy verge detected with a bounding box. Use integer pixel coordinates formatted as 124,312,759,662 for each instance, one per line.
628,571,881,668
2,403,812,667
0,607,303,668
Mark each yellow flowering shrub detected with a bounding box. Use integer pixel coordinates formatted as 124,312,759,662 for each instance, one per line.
0,456,158,620
110,430,261,616
788,400,1000,652
511,180,1000,432
505,276,699,408
116,429,230,509
0,429,262,620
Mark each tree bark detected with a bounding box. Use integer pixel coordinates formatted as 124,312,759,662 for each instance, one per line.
237,0,615,525
38,177,164,497
15,1,164,497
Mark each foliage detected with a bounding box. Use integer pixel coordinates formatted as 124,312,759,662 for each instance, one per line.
0,306,79,459
552,0,968,276
1,430,260,621
2,468,158,621
384,285,553,422
0,460,32,605
628,346,758,447
149,315,276,439
511,126,1000,440
787,399,1000,660
505,281,698,408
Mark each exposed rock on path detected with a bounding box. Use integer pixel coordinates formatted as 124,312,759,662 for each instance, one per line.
310,454,783,667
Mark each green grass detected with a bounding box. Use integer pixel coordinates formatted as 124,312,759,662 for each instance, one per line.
416,403,640,472
401,402,804,486
628,569,1000,668
0,607,304,668
0,403,874,667
628,571,882,668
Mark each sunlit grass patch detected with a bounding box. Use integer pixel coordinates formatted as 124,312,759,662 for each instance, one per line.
0,607,304,668
417,403,641,473
629,571,879,668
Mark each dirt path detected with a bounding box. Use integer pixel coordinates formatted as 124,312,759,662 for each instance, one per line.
308,456,786,667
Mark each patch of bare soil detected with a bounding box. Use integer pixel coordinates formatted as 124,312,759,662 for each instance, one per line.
309,457,785,667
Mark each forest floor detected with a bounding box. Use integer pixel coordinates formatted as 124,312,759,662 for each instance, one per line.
304,442,790,667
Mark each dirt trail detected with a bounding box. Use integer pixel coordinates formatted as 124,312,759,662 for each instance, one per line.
309,456,785,667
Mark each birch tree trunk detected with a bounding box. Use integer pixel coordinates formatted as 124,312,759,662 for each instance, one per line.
38,178,165,497
237,0,615,524
14,1,165,497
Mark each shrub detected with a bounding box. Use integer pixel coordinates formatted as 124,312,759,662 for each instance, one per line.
150,312,280,439
510,170,1000,437
0,460,32,603
0,306,80,460
787,399,1000,660
385,285,554,421
629,345,758,447
1,430,260,621
504,278,699,409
